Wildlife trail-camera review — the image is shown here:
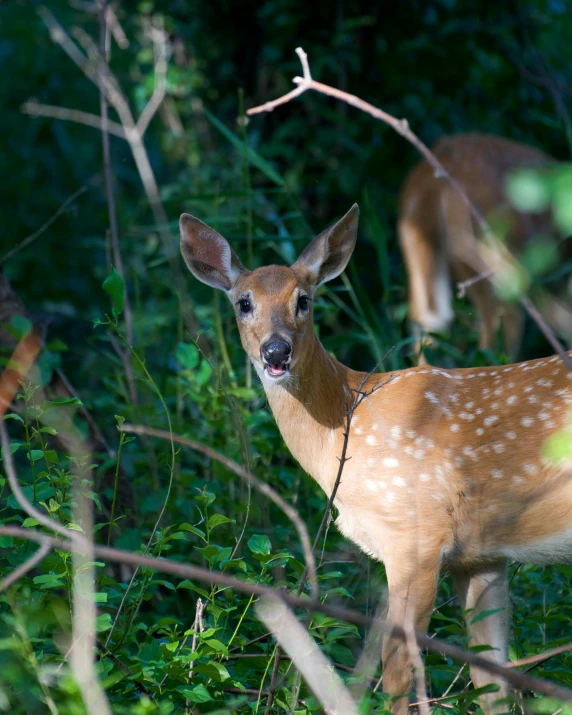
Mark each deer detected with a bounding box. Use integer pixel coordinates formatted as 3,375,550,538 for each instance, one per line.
398,132,572,362
180,204,572,714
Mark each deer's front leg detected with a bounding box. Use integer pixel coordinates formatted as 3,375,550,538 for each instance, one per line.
452,561,510,715
382,551,441,715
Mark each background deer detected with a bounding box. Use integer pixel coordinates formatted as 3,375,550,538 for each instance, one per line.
180,204,572,713
398,133,571,361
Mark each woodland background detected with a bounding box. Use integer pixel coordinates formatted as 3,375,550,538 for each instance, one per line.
2,0,572,712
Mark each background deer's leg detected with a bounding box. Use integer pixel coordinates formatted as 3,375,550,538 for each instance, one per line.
398,219,454,365
381,551,441,715
452,561,510,714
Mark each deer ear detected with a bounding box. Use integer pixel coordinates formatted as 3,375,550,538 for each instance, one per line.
180,214,245,292
292,204,359,287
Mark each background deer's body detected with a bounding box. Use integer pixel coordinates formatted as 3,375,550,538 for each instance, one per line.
399,133,564,358
180,205,572,713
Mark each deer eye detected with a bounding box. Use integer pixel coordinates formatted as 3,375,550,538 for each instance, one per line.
297,295,310,313
237,298,252,315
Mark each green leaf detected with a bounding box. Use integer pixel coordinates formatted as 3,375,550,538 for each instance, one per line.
176,342,200,370
179,523,206,541
208,513,235,530
95,614,113,632
178,684,212,703
102,266,125,318
10,314,32,339
506,168,550,213
0,535,13,548
193,661,230,681
43,396,83,408
22,518,40,527
470,607,505,625
3,413,24,424
27,450,44,464
248,534,271,555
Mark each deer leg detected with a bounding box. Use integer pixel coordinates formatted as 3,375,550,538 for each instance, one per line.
381,553,441,715
452,561,510,715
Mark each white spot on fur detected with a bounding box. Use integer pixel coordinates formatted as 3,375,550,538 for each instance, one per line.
493,442,505,453
366,435,377,446
506,395,517,405
506,432,516,440
366,480,377,492
450,424,460,432
392,476,406,487
521,417,534,427
492,469,503,478
484,416,498,427
391,425,402,441
383,457,399,468
476,428,484,436
419,473,431,482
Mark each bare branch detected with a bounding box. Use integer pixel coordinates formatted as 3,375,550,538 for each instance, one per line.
136,19,169,137
22,101,126,138
0,543,51,592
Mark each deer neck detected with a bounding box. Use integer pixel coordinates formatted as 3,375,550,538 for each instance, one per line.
260,336,354,493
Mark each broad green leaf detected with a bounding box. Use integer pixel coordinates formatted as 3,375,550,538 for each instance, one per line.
176,342,200,370
248,534,271,555
178,684,212,703
208,513,235,530
95,613,112,632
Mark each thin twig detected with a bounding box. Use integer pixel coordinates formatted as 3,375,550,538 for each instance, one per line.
0,543,51,592
506,641,572,670
0,183,91,265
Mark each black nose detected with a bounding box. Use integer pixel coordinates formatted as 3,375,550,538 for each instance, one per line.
261,338,292,364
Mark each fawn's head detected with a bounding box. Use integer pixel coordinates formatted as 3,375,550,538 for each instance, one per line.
180,205,359,385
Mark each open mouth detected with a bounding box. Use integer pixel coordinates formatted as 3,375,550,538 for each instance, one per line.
264,362,290,379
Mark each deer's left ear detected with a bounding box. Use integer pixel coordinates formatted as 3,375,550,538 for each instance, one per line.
292,204,359,287
180,214,246,292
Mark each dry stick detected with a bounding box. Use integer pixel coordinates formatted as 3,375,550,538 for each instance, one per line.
0,543,51,592
506,642,572,670
0,525,570,700
256,596,359,715
120,423,318,599
22,101,126,138
0,183,90,265
247,46,572,372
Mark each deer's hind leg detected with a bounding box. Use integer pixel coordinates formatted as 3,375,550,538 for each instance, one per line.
452,561,510,715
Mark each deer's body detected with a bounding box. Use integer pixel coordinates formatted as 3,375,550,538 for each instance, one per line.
180,205,572,713
399,133,563,359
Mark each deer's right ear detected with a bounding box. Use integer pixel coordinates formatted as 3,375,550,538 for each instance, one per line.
180,214,245,292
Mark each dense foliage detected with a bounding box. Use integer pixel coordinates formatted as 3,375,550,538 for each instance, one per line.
2,0,572,712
